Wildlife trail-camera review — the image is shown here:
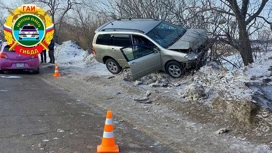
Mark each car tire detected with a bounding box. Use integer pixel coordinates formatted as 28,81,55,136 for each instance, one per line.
30,68,39,74
0,70,3,74
166,61,183,78
34,69,40,74
105,58,122,74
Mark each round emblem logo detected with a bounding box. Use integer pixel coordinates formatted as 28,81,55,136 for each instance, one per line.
4,4,54,56
13,14,45,47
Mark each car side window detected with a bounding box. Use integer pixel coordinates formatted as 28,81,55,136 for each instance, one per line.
3,45,15,52
96,34,111,45
4,46,9,52
121,35,157,62
110,34,132,47
132,35,155,49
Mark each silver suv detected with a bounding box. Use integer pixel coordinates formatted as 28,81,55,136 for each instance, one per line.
92,19,208,80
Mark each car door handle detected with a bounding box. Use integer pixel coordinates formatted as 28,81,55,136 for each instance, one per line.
131,62,136,66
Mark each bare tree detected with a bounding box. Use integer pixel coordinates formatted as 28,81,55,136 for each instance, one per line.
0,9,6,40
100,0,177,21
66,4,109,50
0,1,24,10
24,0,82,43
207,0,271,65
99,0,271,66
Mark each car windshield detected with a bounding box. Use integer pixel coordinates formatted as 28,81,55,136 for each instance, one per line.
23,26,36,30
146,21,186,48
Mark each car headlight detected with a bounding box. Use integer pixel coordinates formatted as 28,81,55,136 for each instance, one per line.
185,53,197,60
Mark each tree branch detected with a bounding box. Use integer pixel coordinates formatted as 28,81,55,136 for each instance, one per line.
241,0,249,17
246,0,268,25
225,0,243,19
257,15,272,24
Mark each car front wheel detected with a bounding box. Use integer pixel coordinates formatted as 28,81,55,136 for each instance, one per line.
166,61,183,78
105,58,122,74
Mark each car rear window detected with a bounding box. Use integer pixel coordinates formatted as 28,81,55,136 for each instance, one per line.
3,45,15,52
96,34,111,45
96,34,132,47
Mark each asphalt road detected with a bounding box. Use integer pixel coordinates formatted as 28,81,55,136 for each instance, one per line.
0,72,173,153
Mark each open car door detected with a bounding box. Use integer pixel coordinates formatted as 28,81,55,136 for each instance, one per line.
121,45,162,81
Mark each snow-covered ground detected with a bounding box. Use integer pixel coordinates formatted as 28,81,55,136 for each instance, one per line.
52,41,272,111
39,41,272,152
54,41,111,76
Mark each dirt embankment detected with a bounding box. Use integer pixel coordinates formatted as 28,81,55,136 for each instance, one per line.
40,65,272,153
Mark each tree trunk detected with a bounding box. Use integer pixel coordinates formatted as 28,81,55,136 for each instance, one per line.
238,20,254,66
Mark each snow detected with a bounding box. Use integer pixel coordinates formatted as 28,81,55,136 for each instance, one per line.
221,53,243,70
45,40,272,152
1,76,22,79
54,40,111,76
57,129,64,133
53,41,272,109
245,51,272,78
194,63,253,102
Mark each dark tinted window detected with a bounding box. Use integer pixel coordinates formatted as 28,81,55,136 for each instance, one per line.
3,45,15,52
96,34,111,45
111,34,131,47
23,26,36,30
132,35,155,48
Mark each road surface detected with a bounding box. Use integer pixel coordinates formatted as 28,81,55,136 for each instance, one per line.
0,72,173,153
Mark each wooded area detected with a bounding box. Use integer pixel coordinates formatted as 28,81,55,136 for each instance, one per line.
0,0,271,66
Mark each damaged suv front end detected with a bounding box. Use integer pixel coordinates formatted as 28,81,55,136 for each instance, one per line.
166,28,208,69
148,22,207,57
146,21,208,76
92,19,208,80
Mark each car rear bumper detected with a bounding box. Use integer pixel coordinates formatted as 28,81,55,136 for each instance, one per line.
0,59,39,70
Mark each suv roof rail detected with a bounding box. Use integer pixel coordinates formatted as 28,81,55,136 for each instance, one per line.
101,28,144,33
116,18,160,21
95,18,162,33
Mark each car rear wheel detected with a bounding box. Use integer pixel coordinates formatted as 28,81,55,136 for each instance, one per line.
166,61,183,78
29,68,39,74
105,58,122,74
34,69,40,74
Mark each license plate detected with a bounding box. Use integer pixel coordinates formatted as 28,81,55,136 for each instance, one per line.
16,63,24,68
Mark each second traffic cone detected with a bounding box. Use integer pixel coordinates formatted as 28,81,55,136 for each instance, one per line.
54,64,61,77
97,110,119,153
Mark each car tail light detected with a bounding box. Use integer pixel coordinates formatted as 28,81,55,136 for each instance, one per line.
0,53,7,58
91,45,96,55
31,54,39,58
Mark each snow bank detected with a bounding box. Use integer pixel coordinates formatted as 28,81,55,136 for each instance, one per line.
54,41,111,76
54,40,272,110
194,63,253,101
245,52,272,79
192,52,272,110
55,41,85,66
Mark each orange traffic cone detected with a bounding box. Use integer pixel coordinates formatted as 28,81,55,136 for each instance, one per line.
54,64,61,77
97,110,119,153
